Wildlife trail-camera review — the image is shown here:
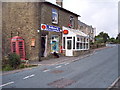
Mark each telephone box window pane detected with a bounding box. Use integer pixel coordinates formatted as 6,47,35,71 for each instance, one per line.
19,42,23,58
73,37,75,49
12,42,16,52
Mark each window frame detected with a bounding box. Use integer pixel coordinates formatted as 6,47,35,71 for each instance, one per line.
52,8,58,24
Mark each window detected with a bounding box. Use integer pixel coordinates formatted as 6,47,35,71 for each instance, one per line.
67,40,72,49
77,37,80,41
52,8,58,24
80,43,82,49
75,36,89,50
86,43,88,49
76,43,80,49
69,16,74,28
84,38,86,42
67,37,72,39
81,37,83,42
51,35,59,53
63,37,65,49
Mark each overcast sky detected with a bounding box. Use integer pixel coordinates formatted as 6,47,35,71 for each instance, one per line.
46,0,119,38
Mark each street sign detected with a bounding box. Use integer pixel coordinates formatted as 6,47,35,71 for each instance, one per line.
41,24,60,32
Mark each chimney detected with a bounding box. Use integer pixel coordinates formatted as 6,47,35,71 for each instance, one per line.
56,0,63,7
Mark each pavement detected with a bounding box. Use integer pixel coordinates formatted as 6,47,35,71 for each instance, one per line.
29,46,112,66
1,46,112,76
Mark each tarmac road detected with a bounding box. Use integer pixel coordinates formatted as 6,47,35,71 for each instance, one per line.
1,45,119,88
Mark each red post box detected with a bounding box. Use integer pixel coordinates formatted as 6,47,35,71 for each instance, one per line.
11,36,26,60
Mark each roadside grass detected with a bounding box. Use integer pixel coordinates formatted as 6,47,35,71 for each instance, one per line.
2,64,38,71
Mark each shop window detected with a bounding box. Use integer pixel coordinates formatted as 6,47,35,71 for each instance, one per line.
52,8,58,24
84,38,86,42
80,43,82,49
63,37,65,49
51,35,59,53
76,43,80,49
73,37,75,49
86,43,88,49
67,37,72,39
84,43,86,49
87,38,89,42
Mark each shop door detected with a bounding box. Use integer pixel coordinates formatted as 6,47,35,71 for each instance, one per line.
66,39,73,56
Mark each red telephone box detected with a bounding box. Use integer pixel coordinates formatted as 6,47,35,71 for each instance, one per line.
11,36,26,60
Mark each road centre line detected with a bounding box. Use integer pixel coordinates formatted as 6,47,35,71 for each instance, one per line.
55,65,62,68
64,63,70,65
43,69,50,72
0,81,14,87
23,74,35,80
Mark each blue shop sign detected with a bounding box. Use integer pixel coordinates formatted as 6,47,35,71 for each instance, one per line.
41,24,60,32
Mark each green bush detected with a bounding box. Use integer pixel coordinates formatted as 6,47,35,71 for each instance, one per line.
8,53,21,69
2,56,9,68
19,64,25,68
2,65,13,71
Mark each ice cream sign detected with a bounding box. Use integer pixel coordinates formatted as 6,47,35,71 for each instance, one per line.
41,24,60,32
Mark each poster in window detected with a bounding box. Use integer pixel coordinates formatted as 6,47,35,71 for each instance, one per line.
51,35,59,53
52,9,58,24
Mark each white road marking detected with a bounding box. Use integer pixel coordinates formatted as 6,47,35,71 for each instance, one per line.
64,63,70,65
43,69,50,72
0,81,14,87
108,76,120,89
55,66,62,68
23,74,35,80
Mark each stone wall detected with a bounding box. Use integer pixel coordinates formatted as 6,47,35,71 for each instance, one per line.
2,2,79,61
41,3,78,56
2,2,41,60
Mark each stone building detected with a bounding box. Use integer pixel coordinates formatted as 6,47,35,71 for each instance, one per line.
2,1,80,61
78,20,96,43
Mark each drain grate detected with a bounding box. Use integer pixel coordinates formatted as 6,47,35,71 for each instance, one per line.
48,78,75,88
51,70,64,74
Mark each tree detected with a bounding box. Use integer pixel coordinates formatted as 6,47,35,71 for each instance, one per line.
116,33,120,44
108,37,116,43
95,32,110,43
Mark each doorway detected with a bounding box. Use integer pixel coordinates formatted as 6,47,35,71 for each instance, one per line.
41,36,47,57
66,39,73,56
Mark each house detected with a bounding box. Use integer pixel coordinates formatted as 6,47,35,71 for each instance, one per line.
78,20,96,43
2,0,81,61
